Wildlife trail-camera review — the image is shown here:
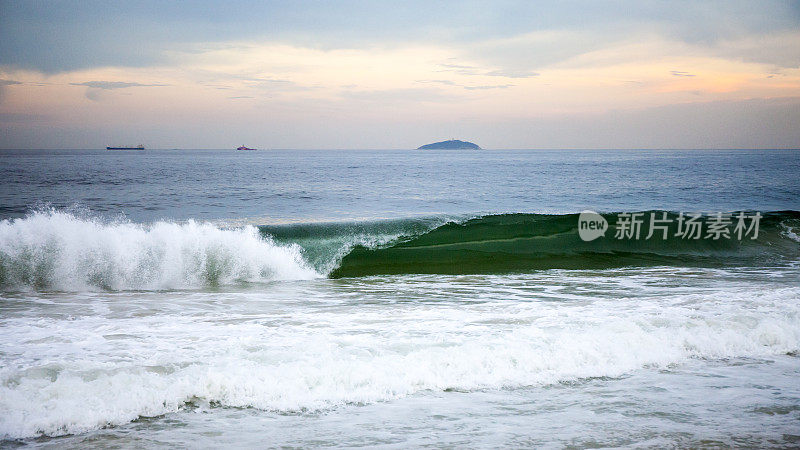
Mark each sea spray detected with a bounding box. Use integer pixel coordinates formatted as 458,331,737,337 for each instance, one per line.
0,210,318,291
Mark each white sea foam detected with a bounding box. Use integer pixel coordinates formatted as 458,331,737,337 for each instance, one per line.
0,210,318,291
1,277,798,439
782,223,800,243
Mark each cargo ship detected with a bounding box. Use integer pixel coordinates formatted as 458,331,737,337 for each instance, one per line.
107,145,145,150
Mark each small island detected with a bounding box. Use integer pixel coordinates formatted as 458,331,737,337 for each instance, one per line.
417,139,481,150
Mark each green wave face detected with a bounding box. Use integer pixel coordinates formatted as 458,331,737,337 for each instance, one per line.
329,212,800,278
259,216,453,274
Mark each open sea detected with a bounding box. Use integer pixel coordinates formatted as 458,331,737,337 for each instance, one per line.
1,148,799,448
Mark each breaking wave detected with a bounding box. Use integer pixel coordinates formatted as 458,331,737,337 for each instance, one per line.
1,209,799,290
0,210,317,291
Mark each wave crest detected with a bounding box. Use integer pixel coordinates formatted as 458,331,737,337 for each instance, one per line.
0,210,318,291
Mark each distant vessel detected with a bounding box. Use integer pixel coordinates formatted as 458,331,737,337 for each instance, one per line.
237,145,256,151
107,145,145,150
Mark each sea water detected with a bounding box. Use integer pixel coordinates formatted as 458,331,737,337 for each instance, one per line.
1,149,799,447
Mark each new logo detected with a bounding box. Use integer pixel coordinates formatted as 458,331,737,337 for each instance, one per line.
578,210,608,241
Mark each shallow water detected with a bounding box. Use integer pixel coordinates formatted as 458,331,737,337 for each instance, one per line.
3,267,800,446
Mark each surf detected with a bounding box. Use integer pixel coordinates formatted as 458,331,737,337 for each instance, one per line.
1,280,798,439
0,209,317,291
2,209,798,291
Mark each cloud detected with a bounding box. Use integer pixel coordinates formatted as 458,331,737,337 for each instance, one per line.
70,81,166,89
416,79,515,90
241,77,293,85
68,80,166,102
0,79,22,103
437,62,539,79
439,63,476,70
417,79,457,86
463,84,514,90
83,89,103,102
2,1,798,74
485,70,539,78
436,63,482,76
460,30,613,77
1,2,798,148
245,78,313,93
709,31,800,68
340,87,457,103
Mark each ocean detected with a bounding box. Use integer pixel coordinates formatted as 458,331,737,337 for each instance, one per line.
1,148,799,448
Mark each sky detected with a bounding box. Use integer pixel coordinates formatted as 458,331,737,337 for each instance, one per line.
0,0,799,149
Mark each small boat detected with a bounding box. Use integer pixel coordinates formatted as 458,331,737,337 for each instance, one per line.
107,144,145,150
237,145,256,151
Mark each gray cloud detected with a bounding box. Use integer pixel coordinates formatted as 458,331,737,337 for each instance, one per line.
0,79,22,103
670,71,695,77
69,80,166,102
70,81,166,90
84,89,103,102
1,1,798,73
417,79,458,86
